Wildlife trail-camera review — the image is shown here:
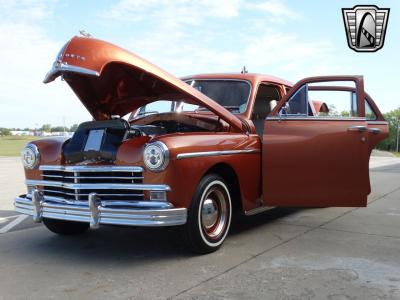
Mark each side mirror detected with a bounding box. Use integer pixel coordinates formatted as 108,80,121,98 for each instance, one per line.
279,102,290,118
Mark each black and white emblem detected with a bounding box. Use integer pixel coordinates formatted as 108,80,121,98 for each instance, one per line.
342,5,390,52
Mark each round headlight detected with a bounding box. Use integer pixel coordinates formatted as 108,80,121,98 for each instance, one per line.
143,141,169,172
21,144,40,169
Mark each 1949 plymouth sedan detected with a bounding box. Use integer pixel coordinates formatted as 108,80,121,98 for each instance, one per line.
16,36,388,253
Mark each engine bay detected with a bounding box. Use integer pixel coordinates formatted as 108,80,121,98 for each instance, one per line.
63,113,224,163
130,112,224,133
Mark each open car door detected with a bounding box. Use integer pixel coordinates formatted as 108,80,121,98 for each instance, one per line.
262,76,388,207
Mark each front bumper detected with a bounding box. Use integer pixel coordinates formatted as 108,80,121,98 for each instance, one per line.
15,192,187,228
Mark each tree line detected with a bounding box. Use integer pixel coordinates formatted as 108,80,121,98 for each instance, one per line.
376,108,400,152
1,108,399,152
0,124,79,136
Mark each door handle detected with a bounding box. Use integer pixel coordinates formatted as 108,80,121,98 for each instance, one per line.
368,127,381,134
347,125,367,132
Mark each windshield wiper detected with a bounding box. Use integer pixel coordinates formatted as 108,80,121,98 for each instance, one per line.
223,106,240,110
195,106,240,113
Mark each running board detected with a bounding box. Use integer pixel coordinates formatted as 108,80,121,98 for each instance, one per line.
244,206,275,216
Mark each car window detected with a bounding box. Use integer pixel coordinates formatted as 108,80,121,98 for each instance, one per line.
138,101,173,116
364,99,377,120
350,93,377,120
285,85,308,115
185,79,251,113
177,102,199,112
279,80,377,119
309,90,358,118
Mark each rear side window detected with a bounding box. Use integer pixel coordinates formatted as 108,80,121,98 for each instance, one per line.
365,99,377,120
310,90,358,118
350,93,377,120
278,80,377,120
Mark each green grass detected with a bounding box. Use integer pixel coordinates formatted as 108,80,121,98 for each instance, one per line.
0,136,41,156
393,152,400,157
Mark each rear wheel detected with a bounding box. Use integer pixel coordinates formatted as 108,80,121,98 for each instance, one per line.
43,218,89,235
183,174,232,254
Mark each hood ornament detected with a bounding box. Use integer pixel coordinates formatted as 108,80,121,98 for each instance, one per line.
241,66,248,74
79,30,92,38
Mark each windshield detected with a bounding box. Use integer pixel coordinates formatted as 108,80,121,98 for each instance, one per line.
185,79,251,113
134,79,251,117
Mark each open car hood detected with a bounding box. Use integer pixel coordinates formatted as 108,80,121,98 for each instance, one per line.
44,36,245,132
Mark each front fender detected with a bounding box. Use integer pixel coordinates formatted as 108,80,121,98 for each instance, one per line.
142,133,261,211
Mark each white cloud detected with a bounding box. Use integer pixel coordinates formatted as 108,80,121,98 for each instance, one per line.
0,0,358,128
0,0,91,128
246,0,301,21
105,1,345,83
242,31,348,79
100,0,345,84
104,0,241,23
0,0,57,21
131,29,346,82
102,0,298,25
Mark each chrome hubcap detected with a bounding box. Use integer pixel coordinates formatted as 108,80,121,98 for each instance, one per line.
202,198,219,229
200,186,228,239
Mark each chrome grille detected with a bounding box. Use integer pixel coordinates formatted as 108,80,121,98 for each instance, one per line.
40,165,144,201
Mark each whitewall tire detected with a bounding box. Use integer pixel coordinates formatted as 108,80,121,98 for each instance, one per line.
183,174,232,254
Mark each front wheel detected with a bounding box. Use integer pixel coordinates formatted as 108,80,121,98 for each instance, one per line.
43,218,89,235
182,174,232,254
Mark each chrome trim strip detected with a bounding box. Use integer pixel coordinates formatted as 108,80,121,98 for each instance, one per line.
368,128,381,134
40,165,143,172
43,62,100,83
42,190,144,197
42,175,144,180
101,200,173,209
367,121,388,125
266,116,366,121
176,149,260,160
244,206,275,216
15,195,187,227
25,194,171,208
347,125,367,132
26,179,171,191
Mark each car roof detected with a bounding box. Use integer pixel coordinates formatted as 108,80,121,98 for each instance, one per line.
180,73,293,87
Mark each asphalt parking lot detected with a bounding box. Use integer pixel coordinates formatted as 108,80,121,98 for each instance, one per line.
0,156,399,299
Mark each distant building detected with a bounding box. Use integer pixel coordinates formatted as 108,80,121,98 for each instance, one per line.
49,132,74,137
10,130,34,136
10,131,73,137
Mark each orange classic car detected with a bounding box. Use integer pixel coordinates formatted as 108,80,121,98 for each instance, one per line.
16,36,388,253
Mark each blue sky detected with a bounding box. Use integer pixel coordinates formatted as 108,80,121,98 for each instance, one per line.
0,0,398,128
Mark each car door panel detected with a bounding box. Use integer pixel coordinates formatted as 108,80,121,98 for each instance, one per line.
365,95,389,151
366,121,389,152
262,76,379,207
263,118,369,207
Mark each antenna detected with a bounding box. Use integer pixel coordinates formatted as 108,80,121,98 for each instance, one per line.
241,66,248,74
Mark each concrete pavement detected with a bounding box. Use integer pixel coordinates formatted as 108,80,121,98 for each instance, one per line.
0,156,399,299
0,156,25,211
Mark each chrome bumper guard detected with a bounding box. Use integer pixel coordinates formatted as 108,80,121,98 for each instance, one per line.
15,191,187,228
